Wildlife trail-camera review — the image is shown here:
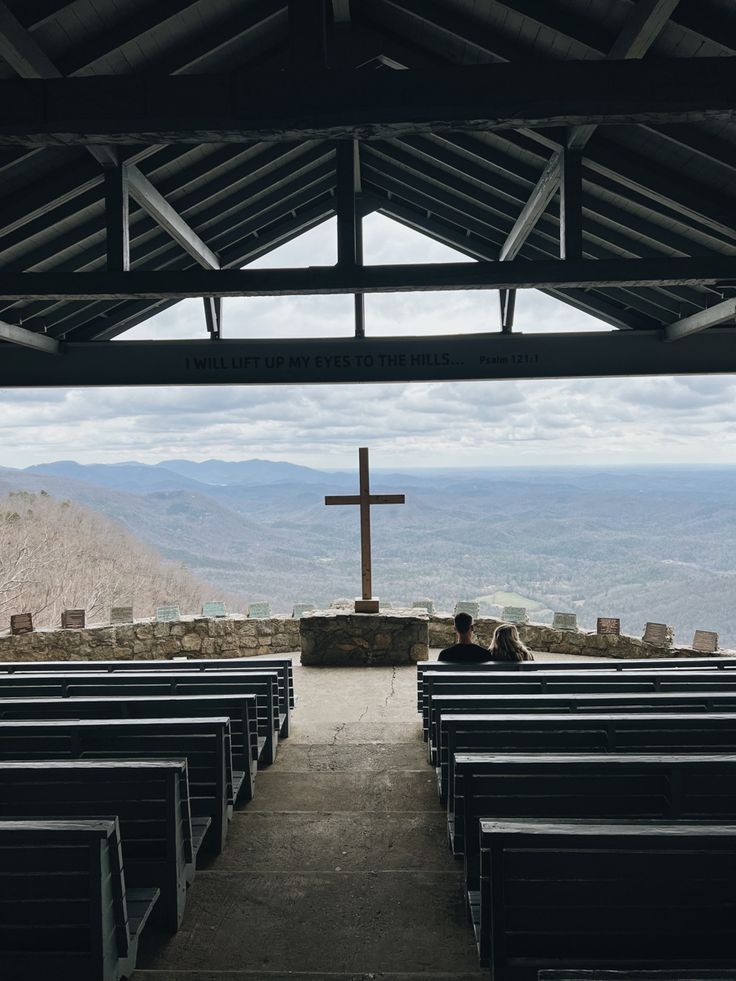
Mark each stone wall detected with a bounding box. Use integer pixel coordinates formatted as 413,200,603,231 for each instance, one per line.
300,611,429,666
428,616,731,660
0,615,300,663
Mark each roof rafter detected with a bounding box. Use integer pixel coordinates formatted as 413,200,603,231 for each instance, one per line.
664,298,736,342
499,0,682,263
0,317,59,353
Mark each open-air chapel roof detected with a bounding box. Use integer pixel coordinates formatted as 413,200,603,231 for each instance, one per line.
0,0,735,386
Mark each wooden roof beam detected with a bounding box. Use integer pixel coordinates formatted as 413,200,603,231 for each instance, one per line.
0,255,734,300
0,56,732,145
500,0,682,258
664,297,736,342
125,165,220,270
0,318,59,353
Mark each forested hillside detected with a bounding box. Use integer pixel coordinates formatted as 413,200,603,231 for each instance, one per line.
1,462,735,647
0,491,220,628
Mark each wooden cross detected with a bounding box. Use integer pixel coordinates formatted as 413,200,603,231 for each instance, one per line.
325,447,405,613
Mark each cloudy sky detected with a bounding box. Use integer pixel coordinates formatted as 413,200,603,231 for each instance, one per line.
2,214,735,471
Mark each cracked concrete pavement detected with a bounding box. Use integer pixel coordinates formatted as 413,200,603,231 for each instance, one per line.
135,659,486,981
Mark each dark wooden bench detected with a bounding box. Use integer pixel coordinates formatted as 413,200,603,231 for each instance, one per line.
423,669,736,742
416,657,736,711
0,692,259,803
478,820,736,977
0,656,295,725
0,817,159,981
0,759,198,932
0,716,231,853
454,753,736,919
540,972,736,980
439,712,736,807
430,690,736,768
0,670,280,765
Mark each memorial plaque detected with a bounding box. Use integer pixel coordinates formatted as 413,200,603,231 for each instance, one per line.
693,629,718,653
412,599,435,614
454,601,480,619
292,604,315,619
248,602,271,619
202,601,226,618
643,622,672,646
502,606,528,625
597,617,620,636
553,612,578,632
10,613,33,635
61,609,85,629
156,605,181,623
111,606,134,625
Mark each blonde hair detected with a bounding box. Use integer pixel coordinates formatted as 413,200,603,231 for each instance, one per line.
489,623,534,662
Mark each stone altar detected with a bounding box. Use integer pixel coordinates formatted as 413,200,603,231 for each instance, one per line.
299,610,429,666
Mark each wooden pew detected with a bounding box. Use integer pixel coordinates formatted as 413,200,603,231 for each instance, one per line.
439,712,736,807
0,717,231,853
0,818,159,981
454,752,736,931
0,656,296,721
422,669,736,742
0,670,280,765
0,759,196,932
0,692,258,803
540,972,736,980
416,657,736,711
429,689,736,768
478,820,736,977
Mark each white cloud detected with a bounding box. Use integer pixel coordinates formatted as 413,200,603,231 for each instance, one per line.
1,215,735,470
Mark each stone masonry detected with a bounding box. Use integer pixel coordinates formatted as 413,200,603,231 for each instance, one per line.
300,611,429,666
0,615,300,662
429,616,732,660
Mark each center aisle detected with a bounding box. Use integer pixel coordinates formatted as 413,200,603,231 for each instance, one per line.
136,661,486,981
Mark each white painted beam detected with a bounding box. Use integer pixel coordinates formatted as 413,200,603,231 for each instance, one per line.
664,297,736,342
125,166,220,270
0,319,60,354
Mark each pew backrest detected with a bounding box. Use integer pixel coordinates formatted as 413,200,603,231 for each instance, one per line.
454,752,736,897
440,711,736,807
479,820,736,975
0,716,231,853
0,759,190,932
430,689,736,764
0,671,279,765
0,817,159,981
0,692,259,801
416,657,736,710
424,671,736,744
0,657,295,710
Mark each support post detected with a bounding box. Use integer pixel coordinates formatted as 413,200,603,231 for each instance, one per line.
560,147,583,260
203,296,223,339
104,166,129,273
358,446,372,602
499,289,516,333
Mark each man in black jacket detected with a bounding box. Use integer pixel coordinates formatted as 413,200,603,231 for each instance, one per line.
438,612,492,663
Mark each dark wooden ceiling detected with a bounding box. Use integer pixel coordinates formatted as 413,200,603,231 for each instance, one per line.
0,0,734,373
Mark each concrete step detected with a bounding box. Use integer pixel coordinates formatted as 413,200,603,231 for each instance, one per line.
136,870,483,976
246,770,441,812
207,812,454,872
273,741,428,771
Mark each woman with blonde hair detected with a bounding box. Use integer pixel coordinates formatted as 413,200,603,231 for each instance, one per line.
489,623,534,662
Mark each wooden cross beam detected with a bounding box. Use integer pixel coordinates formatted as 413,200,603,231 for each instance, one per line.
325,447,405,612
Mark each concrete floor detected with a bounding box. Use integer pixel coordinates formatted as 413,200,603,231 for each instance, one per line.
136,649,606,981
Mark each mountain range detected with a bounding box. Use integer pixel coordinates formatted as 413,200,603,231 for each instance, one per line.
2,458,735,648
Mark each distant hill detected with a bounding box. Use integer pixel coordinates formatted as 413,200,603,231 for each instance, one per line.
156,458,330,486
4,459,736,647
